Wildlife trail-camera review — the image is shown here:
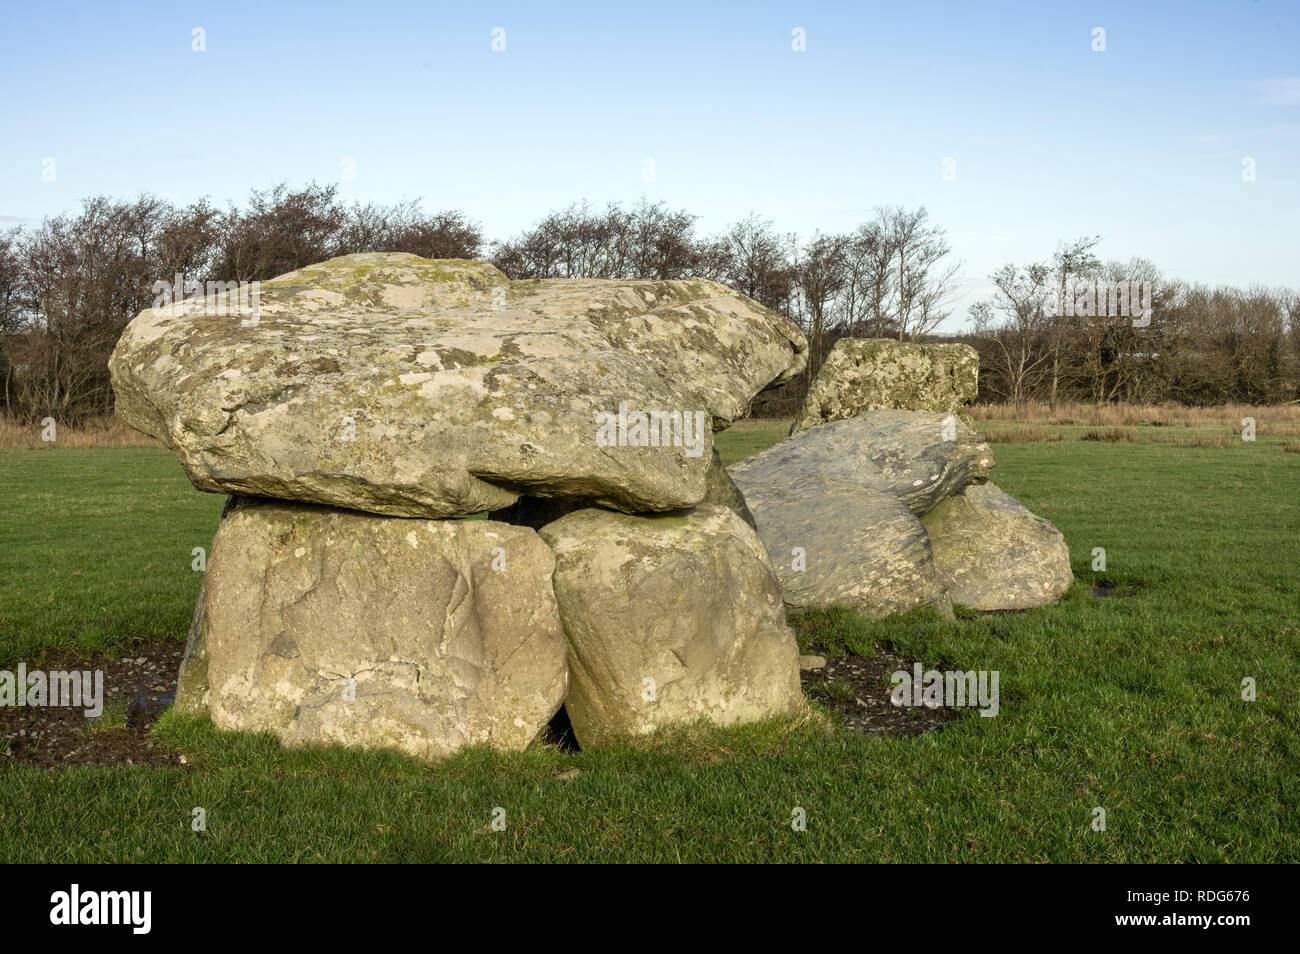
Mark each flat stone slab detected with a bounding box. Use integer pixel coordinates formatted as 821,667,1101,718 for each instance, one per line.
729,409,994,517
110,253,806,517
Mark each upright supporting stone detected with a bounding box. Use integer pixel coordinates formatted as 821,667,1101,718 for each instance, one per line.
180,498,568,761
539,505,804,748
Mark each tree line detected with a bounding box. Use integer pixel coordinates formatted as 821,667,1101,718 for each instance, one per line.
1,183,1295,423
969,235,1298,407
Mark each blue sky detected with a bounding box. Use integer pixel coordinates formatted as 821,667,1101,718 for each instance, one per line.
2,0,1296,330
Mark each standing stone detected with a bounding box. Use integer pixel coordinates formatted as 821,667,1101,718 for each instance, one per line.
792,338,978,434
922,483,1073,610
109,253,806,518
180,497,568,761
538,504,803,747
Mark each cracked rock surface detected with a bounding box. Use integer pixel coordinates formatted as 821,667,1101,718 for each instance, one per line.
539,504,804,748
177,497,567,760
730,409,994,518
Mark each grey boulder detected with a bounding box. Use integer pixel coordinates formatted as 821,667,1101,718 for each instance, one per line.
538,504,804,747
729,409,994,517
733,475,942,618
922,482,1073,610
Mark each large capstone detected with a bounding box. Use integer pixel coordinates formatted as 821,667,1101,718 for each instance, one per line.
110,253,807,518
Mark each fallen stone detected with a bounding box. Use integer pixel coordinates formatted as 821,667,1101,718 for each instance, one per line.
734,475,942,617
921,482,1073,610
729,409,994,517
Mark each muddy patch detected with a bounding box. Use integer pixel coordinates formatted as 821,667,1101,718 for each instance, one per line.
799,647,967,736
0,642,187,768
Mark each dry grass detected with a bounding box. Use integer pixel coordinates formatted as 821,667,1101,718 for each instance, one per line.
970,401,1300,432
979,422,1242,448
0,415,161,449
1080,426,1136,443
983,425,1064,444
973,401,1300,447
1165,434,1234,449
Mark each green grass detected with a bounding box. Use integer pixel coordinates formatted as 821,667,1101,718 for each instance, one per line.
1,427,1298,862
76,700,128,738
807,677,854,703
714,418,791,466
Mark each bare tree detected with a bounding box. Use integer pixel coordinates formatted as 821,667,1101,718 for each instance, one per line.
791,232,848,381
874,206,961,340
840,220,894,337
971,261,1055,405
705,213,794,314
214,182,348,282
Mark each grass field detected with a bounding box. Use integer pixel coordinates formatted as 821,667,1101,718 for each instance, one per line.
1,416,1297,862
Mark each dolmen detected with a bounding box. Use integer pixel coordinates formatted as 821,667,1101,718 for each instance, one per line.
110,254,809,759
111,261,1070,762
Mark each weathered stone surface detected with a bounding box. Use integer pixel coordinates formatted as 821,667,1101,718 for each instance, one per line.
734,475,942,617
701,448,756,529
176,494,241,718
174,578,209,718
729,410,994,517
792,338,978,434
922,482,1073,610
180,497,568,761
489,449,756,531
109,253,807,518
538,504,803,747
486,495,586,531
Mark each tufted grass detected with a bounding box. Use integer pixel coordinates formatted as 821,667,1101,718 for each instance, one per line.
1,417,1298,862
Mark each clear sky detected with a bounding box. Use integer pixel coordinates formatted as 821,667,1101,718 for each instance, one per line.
2,0,1296,330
